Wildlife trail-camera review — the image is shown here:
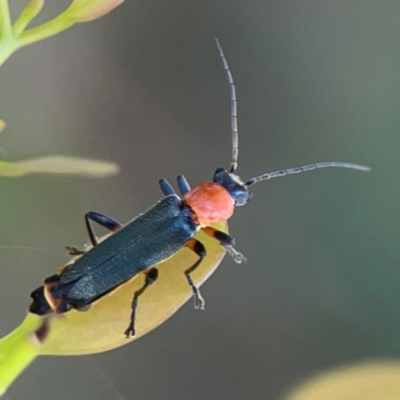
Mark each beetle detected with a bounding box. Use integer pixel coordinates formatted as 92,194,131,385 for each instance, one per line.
29,38,370,338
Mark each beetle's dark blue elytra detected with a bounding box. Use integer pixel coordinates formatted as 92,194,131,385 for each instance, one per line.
29,38,370,338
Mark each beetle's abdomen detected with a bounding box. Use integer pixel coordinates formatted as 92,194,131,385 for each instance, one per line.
183,182,235,226
29,286,53,315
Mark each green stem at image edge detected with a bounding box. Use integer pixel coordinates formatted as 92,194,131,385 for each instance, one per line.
0,0,17,66
0,22,37,387
0,315,45,396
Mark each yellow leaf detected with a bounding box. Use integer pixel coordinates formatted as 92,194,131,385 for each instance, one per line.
0,223,227,393
6,222,227,353
0,120,5,133
39,222,227,355
285,360,400,400
0,155,120,178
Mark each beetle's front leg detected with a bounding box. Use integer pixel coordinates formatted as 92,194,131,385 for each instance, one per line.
202,226,247,263
125,268,159,338
223,244,247,264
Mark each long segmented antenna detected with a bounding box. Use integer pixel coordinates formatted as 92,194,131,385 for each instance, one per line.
246,162,371,186
214,37,238,173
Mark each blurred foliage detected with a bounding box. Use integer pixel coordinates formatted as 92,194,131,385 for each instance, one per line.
0,0,135,395
285,360,400,400
0,0,124,65
0,1,125,178
0,155,120,178
0,123,120,178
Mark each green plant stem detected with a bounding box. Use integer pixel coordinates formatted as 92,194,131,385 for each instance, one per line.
0,314,43,396
0,0,18,65
19,13,74,47
0,0,12,40
0,1,75,66
0,38,18,66
13,0,45,36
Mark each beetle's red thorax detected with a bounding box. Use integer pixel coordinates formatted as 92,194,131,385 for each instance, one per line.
183,182,235,227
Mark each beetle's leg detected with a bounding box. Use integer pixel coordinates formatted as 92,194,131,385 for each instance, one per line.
56,302,72,313
159,179,176,196
66,211,123,254
74,304,91,312
85,211,122,246
177,175,191,195
125,268,159,338
202,226,247,264
65,246,86,256
185,239,206,310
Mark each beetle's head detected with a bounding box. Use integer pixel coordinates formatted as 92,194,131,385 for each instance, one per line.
213,167,253,207
211,37,370,213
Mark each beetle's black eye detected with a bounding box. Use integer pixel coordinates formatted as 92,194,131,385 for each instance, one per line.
233,190,252,206
213,168,252,206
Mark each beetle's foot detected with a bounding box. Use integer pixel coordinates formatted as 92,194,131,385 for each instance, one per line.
124,324,136,338
125,298,138,339
193,286,205,310
224,245,247,264
65,246,86,256
185,274,205,310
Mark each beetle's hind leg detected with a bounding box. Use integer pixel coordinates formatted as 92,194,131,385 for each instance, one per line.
125,268,159,338
185,239,206,310
66,211,123,255
202,226,247,264
85,211,122,246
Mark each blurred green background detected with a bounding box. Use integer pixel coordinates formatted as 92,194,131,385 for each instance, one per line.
0,0,397,399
